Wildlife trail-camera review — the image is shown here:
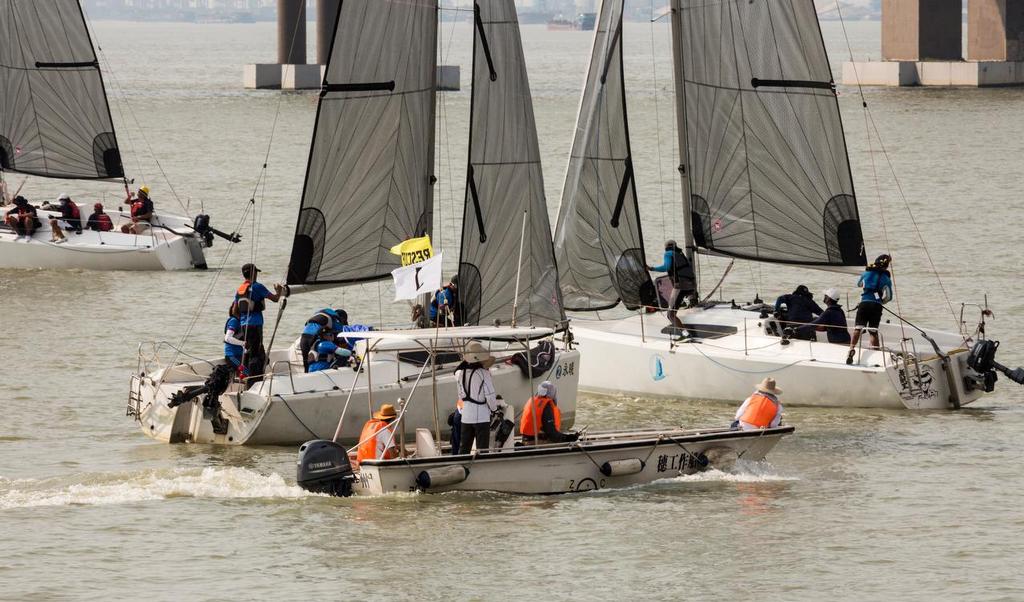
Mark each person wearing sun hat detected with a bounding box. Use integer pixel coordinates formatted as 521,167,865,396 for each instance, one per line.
732,377,784,430
356,403,401,463
454,341,500,453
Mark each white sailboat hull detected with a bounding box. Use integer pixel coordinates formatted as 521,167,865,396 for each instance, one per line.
130,341,581,446
567,305,986,410
356,425,792,496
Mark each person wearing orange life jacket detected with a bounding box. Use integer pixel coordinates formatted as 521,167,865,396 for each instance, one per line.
356,404,401,464
86,203,114,232
121,186,154,234
732,377,784,430
520,381,579,444
234,263,284,379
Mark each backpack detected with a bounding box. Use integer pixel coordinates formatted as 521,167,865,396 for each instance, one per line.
511,340,556,378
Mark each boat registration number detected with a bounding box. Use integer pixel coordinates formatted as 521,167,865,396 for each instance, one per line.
553,361,575,379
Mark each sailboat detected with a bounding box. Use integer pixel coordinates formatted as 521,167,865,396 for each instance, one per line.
553,0,1023,410
0,0,231,270
128,0,580,446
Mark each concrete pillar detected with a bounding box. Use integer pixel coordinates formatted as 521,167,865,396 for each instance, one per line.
882,0,962,61
277,0,306,66
316,0,341,65
969,0,1024,61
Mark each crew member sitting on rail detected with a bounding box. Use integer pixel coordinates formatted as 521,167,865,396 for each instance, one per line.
520,381,578,444
648,239,696,329
356,403,400,464
86,203,114,232
307,338,353,372
121,186,154,234
5,196,40,241
803,288,851,345
224,305,245,370
733,377,783,430
455,341,499,454
775,285,823,340
299,308,348,372
847,254,894,364
42,193,82,243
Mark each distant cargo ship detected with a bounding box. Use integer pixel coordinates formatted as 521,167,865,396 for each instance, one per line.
546,12,596,31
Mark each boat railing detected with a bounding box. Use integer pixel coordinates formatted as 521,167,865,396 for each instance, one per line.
126,373,144,421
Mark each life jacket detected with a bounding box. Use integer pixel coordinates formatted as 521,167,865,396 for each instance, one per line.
66,202,80,221
520,396,561,437
670,248,696,288
131,200,144,218
740,393,780,428
236,280,266,314
356,419,396,463
94,213,113,231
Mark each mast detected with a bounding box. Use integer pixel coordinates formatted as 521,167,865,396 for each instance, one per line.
669,0,696,279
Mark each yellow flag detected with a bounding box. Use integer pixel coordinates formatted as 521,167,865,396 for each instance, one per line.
389,235,434,267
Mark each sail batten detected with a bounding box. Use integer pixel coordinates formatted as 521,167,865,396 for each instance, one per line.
287,0,438,287
458,0,565,329
553,0,652,312
0,0,124,180
676,0,866,269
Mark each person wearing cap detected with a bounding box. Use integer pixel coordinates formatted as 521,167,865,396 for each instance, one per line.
42,193,82,243
429,276,460,326
121,186,154,234
732,377,784,430
803,288,851,345
299,308,348,372
455,341,500,453
86,203,113,232
5,196,40,241
234,263,284,378
648,239,696,328
847,254,894,364
774,285,824,340
520,381,578,444
356,403,400,464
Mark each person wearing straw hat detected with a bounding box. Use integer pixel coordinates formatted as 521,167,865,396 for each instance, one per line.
356,403,400,464
455,341,500,454
732,378,784,430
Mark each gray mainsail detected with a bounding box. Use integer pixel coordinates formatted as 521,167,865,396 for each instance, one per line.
288,0,438,286
0,0,123,180
675,0,866,268
553,0,653,312
458,0,565,328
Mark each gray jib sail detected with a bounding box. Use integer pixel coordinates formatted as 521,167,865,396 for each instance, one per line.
458,0,565,328
677,0,866,268
0,0,123,179
287,0,437,286
553,0,653,312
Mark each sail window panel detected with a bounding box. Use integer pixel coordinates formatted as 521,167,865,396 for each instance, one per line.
289,0,437,286
554,0,650,312
460,0,564,329
0,0,122,179
677,0,866,267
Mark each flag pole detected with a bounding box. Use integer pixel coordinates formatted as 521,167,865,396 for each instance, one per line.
510,210,528,328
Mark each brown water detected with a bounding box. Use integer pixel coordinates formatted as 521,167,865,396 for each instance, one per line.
2,17,1024,601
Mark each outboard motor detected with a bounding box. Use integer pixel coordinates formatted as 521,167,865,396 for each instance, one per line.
192,213,214,247
296,439,356,497
167,363,234,434
966,339,1024,392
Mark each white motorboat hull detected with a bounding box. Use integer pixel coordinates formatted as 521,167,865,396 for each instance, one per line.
0,205,206,271
355,425,793,496
130,341,581,446
568,305,986,410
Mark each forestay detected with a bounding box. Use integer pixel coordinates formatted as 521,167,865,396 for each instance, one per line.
675,0,866,268
554,0,652,312
459,0,565,328
0,0,123,179
288,0,437,286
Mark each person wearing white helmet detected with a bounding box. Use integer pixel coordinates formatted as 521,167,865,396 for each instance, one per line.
41,193,82,243
802,287,851,345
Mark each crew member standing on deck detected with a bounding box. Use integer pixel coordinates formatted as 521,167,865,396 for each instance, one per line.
235,263,284,377
648,240,696,329
455,342,499,454
847,254,893,364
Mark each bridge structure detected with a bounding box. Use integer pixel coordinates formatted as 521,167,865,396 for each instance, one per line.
843,0,1024,87
244,0,459,91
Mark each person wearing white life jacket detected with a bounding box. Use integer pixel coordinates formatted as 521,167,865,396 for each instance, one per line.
455,341,499,454
732,377,783,431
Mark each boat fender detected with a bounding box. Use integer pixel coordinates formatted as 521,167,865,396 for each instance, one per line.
599,458,645,477
416,465,469,489
702,447,736,471
296,439,356,497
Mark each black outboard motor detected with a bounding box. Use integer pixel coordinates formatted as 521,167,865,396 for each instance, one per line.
966,339,1024,392
296,439,356,497
192,212,242,247
167,363,234,434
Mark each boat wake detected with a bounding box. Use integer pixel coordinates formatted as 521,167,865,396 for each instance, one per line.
0,467,317,509
666,464,799,485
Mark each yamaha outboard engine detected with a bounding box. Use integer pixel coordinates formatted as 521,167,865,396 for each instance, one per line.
297,439,356,497
966,339,1024,392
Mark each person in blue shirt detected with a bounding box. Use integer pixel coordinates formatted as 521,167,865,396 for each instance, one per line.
235,263,284,377
847,254,894,364
299,308,348,372
308,339,353,373
429,276,460,326
647,240,696,328
223,306,245,370
775,285,824,340
802,288,851,344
